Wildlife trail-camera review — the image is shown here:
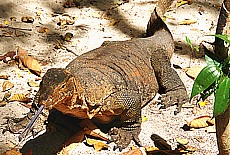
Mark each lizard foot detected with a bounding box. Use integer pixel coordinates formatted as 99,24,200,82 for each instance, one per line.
108,127,141,151
161,89,188,114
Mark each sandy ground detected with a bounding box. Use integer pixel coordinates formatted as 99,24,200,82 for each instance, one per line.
0,0,223,154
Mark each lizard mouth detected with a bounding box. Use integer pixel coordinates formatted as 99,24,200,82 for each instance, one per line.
39,76,76,110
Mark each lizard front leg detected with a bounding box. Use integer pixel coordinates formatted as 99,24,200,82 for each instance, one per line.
105,90,142,150
151,49,188,113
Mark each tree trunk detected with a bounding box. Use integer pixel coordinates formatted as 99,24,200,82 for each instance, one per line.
215,0,230,59
214,0,230,154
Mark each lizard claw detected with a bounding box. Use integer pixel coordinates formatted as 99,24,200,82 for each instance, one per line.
108,126,141,151
160,89,188,114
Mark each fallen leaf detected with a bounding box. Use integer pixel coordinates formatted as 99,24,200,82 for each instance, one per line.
80,119,109,140
0,75,9,80
2,81,14,91
58,143,79,155
0,51,16,63
4,20,9,25
28,81,39,87
21,16,34,23
176,0,192,7
177,144,196,153
207,118,215,125
0,148,22,155
91,11,103,18
142,115,148,122
38,27,49,33
57,17,75,26
17,47,42,76
0,24,8,28
176,138,189,145
151,134,172,150
10,17,17,21
179,19,197,25
184,145,196,153
145,146,159,152
183,66,204,79
198,100,209,107
63,33,73,42
110,19,119,26
186,115,212,128
0,100,7,107
86,138,108,152
120,147,145,155
9,93,32,103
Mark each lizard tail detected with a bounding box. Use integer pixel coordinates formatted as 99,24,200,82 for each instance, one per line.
146,8,169,37
146,0,173,37
146,0,174,58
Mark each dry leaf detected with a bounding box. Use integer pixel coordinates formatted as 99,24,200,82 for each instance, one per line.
0,24,8,28
151,134,172,150
0,148,22,155
183,66,204,79
21,16,34,23
207,118,215,125
176,138,189,145
28,81,39,87
142,115,148,122
58,143,79,155
145,146,159,152
63,33,73,42
177,144,196,153
0,100,7,107
0,51,16,63
120,147,145,155
186,115,212,128
38,27,49,33
91,11,103,18
10,17,17,21
176,0,192,7
80,119,109,140
198,100,209,107
17,47,42,76
110,19,119,26
86,138,108,152
179,19,197,25
0,75,9,80
185,145,196,153
0,92,11,106
9,93,32,103
2,81,14,91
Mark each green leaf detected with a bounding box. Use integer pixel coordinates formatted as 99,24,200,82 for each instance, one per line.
214,34,230,44
207,34,230,44
205,55,221,66
190,65,221,100
195,45,199,53
185,36,193,49
214,77,230,117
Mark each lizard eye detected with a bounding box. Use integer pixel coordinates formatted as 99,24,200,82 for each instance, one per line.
61,84,66,88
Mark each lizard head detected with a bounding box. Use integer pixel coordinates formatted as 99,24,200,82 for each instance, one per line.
38,68,76,110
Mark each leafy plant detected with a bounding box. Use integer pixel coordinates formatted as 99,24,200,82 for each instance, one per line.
185,36,199,53
188,35,230,117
